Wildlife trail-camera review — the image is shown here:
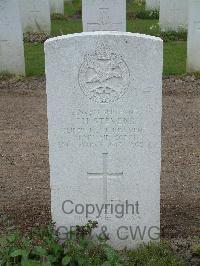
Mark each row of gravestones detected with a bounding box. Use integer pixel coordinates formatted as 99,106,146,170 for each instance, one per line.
147,0,196,33
0,0,67,75
83,0,199,73
83,0,189,32
147,0,200,72
0,0,200,76
146,0,200,72
51,0,200,74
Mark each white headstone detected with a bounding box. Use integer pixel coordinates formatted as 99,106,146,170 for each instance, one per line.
82,0,126,32
159,0,188,32
146,0,160,10
45,32,163,249
19,0,51,33
49,0,64,15
187,0,200,72
0,0,25,75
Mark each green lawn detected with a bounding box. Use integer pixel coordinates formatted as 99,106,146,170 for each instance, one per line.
127,19,159,35
164,42,187,75
51,19,82,36
24,0,187,77
64,0,81,17
25,43,45,76
127,0,146,13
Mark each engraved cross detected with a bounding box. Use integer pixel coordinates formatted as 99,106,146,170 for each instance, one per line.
86,8,110,29
87,8,122,31
87,153,123,204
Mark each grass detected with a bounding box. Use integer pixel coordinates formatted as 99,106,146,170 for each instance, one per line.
23,0,187,77
164,42,187,75
51,19,82,36
127,19,159,35
25,43,44,76
64,0,81,17
127,0,146,13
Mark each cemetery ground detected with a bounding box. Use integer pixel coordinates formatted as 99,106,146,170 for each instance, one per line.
0,0,200,265
0,75,200,265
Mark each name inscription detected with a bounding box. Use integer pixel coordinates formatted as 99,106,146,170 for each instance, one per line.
54,108,145,149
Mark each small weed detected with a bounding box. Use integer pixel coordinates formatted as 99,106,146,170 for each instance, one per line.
15,75,25,81
195,242,200,257
51,14,67,20
0,72,13,80
193,72,200,78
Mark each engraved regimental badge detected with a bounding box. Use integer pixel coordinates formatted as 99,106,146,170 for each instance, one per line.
78,43,130,104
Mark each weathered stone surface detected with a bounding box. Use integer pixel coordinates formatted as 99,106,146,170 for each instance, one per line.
159,0,188,32
49,0,64,15
0,0,25,75
19,0,51,33
82,0,126,32
45,32,163,249
187,0,200,72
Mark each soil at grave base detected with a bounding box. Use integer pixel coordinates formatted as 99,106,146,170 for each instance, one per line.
0,75,200,264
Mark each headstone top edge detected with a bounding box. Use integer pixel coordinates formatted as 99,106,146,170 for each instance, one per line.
44,31,163,47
